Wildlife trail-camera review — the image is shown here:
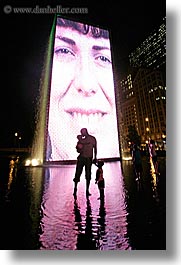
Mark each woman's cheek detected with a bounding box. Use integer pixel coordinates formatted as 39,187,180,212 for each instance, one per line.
51,61,74,99
97,70,115,104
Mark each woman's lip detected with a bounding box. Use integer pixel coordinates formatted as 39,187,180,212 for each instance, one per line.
64,110,105,134
65,108,108,116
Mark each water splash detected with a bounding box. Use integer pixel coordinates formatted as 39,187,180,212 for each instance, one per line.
31,17,56,164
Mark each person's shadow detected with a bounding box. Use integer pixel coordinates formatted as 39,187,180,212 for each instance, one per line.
74,197,97,250
74,197,106,250
96,197,106,249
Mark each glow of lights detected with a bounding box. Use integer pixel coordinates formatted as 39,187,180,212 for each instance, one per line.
149,157,159,200
25,159,31,166
25,158,42,167
8,160,15,190
122,152,132,161
123,157,132,161
32,159,40,166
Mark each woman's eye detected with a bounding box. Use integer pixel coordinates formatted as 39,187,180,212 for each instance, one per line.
95,55,111,66
99,56,111,63
58,48,69,54
54,47,75,59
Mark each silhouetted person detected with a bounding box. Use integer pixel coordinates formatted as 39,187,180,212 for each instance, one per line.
132,144,143,180
95,160,105,200
73,128,97,197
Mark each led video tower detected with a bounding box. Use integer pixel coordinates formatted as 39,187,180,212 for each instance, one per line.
45,16,120,162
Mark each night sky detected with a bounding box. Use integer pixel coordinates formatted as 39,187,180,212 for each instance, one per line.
1,0,166,147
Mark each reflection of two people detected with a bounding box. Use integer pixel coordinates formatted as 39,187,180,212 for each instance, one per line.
74,197,106,250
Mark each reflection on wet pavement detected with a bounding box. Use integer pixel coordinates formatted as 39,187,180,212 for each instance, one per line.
39,162,131,250
0,156,165,250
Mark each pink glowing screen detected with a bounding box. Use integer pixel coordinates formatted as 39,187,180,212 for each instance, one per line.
46,17,120,161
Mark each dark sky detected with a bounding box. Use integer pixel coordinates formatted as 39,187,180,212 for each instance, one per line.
0,0,166,147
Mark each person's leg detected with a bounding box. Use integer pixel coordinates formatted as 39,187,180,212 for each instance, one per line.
73,157,84,196
86,179,91,196
100,188,104,199
85,158,92,196
74,157,84,182
73,182,78,197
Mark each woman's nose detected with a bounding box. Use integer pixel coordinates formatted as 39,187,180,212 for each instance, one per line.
74,58,98,97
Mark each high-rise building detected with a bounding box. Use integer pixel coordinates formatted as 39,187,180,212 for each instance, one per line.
133,68,166,146
118,73,138,151
118,68,166,150
118,18,166,150
128,17,166,72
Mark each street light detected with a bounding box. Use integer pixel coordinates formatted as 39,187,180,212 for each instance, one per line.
18,136,21,148
14,132,21,148
145,118,150,142
14,132,18,148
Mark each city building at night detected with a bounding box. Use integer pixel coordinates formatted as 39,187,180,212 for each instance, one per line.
118,17,166,151
119,68,166,151
133,68,166,148
128,17,166,72
118,73,138,151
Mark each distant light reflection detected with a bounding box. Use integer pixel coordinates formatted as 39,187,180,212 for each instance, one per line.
7,157,18,190
150,157,159,201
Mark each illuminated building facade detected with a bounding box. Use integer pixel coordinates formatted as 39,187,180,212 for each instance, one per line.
118,18,166,150
129,17,166,72
119,68,166,150
119,73,138,151
133,68,166,147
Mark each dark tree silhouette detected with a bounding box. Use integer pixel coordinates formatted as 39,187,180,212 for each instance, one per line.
127,125,141,146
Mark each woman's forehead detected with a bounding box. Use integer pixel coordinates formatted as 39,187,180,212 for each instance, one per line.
55,26,111,49
56,17,109,39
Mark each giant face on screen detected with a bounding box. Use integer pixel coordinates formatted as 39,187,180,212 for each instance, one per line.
46,17,120,161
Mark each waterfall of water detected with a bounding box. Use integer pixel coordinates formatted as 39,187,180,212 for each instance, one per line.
31,17,56,165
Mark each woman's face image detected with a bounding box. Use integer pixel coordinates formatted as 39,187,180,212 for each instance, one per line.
47,19,120,160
